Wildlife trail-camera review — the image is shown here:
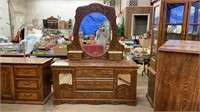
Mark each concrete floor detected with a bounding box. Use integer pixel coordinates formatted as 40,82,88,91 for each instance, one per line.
0,65,153,112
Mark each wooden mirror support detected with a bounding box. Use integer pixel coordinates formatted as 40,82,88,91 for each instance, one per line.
67,3,124,60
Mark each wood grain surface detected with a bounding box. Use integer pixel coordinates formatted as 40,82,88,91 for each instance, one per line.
154,40,199,111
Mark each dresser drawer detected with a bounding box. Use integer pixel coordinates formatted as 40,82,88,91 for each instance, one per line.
16,79,39,89
14,66,39,77
76,80,113,90
76,92,113,99
76,68,113,78
16,91,39,100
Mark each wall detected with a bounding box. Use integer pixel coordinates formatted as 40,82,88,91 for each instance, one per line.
138,0,151,6
0,0,2,36
121,0,128,12
103,0,121,16
121,0,151,11
0,0,11,37
25,0,103,28
2,0,151,39
10,0,26,38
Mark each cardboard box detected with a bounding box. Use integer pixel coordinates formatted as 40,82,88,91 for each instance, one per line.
58,20,66,29
139,38,151,48
53,45,67,55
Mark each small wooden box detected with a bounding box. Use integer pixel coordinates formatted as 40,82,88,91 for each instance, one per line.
108,51,123,61
67,51,82,60
124,48,130,52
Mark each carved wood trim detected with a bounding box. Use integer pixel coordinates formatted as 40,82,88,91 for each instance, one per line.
67,3,124,60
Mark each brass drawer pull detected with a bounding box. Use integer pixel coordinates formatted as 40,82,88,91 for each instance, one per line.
83,94,88,97
101,94,106,97
24,93,32,97
92,82,99,85
22,71,31,74
23,81,32,85
102,71,106,73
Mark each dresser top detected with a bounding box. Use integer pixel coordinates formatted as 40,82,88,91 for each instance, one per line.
51,60,138,68
0,57,52,64
159,40,200,54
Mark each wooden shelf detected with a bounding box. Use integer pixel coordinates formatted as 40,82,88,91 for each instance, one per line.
189,23,200,25
165,23,183,25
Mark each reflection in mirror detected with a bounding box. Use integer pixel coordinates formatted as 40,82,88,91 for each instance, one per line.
79,12,112,57
118,74,131,86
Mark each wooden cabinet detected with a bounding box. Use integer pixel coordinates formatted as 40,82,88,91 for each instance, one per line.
0,57,52,104
147,0,162,107
154,40,200,111
147,0,200,107
51,60,138,105
1,65,15,100
162,0,200,41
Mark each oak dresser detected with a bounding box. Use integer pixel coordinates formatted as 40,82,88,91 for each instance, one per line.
51,60,138,105
0,57,52,104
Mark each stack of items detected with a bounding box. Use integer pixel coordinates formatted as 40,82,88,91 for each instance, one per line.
43,16,72,29
131,48,149,64
32,41,52,55
32,36,58,55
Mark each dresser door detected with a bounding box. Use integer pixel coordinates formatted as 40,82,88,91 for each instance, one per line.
1,65,15,100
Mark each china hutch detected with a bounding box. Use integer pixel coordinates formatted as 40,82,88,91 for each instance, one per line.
147,0,200,107
51,3,138,105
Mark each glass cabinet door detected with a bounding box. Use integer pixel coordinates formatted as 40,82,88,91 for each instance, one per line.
187,0,200,41
164,3,187,42
151,1,161,61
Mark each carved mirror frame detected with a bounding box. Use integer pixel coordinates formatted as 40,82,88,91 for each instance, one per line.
67,3,124,60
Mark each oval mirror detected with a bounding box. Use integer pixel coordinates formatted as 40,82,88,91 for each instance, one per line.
79,12,111,57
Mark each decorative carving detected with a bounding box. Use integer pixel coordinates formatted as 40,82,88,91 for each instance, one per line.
59,73,72,85
67,3,124,60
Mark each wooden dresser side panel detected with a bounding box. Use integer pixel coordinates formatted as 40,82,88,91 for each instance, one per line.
42,60,52,100
154,51,199,111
